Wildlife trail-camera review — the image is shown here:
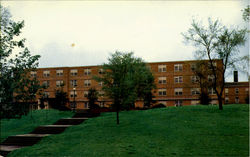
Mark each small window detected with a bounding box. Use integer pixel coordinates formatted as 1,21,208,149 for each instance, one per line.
70,80,77,87
235,96,239,104
84,68,91,76
70,91,77,98
56,70,63,76
191,64,196,71
99,81,103,86
84,80,91,87
174,64,183,72
175,100,182,107
191,88,200,95
44,92,50,98
56,80,64,87
225,88,229,95
235,88,239,94
174,76,183,83
208,75,215,82
43,70,50,77
158,89,166,96
158,77,167,84
98,68,105,74
158,65,166,72
84,91,89,97
30,71,37,77
191,76,199,83
43,80,50,88
208,88,216,95
225,97,229,104
175,88,183,96
208,62,217,70
70,69,78,76
84,102,89,109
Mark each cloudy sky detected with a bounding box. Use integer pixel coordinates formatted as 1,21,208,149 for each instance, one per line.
2,1,249,81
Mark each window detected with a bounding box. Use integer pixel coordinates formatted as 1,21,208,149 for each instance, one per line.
30,71,37,77
42,81,50,88
56,80,64,87
235,88,239,94
208,62,217,70
225,97,229,103
99,81,103,86
235,96,239,104
70,80,77,87
158,77,166,84
175,100,182,107
225,88,229,95
208,75,215,82
43,70,50,77
174,64,183,72
191,88,200,95
174,76,183,83
70,69,78,76
84,68,91,76
70,91,77,98
158,65,166,72
84,91,89,97
175,88,183,96
84,102,89,109
44,92,50,98
191,76,199,83
191,63,196,71
99,91,105,96
208,88,216,95
84,80,91,87
56,70,63,76
158,89,166,96
246,88,249,94
191,100,199,105
99,68,105,74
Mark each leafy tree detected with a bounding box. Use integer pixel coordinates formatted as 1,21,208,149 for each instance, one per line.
242,5,250,22
86,88,99,110
182,18,247,110
95,51,155,124
0,5,41,118
53,85,69,111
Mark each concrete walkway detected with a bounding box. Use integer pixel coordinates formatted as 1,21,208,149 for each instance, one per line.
0,111,100,157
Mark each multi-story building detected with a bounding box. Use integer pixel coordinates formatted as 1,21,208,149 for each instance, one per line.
31,59,249,109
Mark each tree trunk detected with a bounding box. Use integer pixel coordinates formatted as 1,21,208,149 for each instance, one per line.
218,95,223,110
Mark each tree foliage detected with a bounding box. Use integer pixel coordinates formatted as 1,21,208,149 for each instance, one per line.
95,51,155,124
87,88,99,110
182,18,247,110
0,5,41,118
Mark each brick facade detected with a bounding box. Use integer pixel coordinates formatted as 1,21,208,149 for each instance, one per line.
32,59,249,109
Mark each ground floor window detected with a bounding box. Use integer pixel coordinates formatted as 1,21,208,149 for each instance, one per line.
235,96,239,104
84,102,89,109
175,100,182,107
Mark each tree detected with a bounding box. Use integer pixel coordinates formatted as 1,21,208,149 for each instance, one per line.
242,5,250,22
182,18,247,110
52,85,69,111
86,88,99,110
0,5,41,118
95,51,155,124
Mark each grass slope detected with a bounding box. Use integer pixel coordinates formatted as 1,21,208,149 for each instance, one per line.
9,104,249,157
1,109,73,143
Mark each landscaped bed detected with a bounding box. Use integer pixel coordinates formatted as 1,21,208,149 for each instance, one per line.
7,104,249,157
0,109,73,143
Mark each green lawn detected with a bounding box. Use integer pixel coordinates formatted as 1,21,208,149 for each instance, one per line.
0,109,73,143
8,104,249,157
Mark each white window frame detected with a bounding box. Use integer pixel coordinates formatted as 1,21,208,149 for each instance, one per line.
235,88,239,94
56,70,63,76
208,75,215,82
158,77,167,84
208,88,216,95
174,88,183,96
225,88,229,95
191,76,199,83
191,88,200,95
70,91,77,98
235,96,239,104
56,80,64,87
158,65,166,72
84,68,91,76
158,89,166,96
43,80,50,88
43,70,50,77
70,69,78,76
30,71,37,77
225,97,229,103
175,100,182,107
84,80,91,87
70,80,77,87
84,91,89,97
174,64,183,72
174,76,183,83
99,68,105,74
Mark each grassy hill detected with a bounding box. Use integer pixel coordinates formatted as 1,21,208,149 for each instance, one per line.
8,104,249,157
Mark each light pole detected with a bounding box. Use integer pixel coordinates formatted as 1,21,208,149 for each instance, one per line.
73,87,76,112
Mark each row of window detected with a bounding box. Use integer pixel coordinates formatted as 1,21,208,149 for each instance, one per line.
158,88,202,96
157,62,217,72
225,97,240,104
42,80,103,88
31,68,105,78
225,88,249,95
157,75,214,84
43,90,105,98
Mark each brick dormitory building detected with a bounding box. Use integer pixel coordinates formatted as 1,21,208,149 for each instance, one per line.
30,59,249,109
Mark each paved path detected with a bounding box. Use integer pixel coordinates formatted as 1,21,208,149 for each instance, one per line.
0,111,100,157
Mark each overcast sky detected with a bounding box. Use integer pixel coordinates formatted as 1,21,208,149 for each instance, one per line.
2,1,249,81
